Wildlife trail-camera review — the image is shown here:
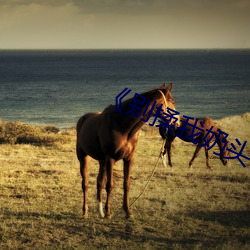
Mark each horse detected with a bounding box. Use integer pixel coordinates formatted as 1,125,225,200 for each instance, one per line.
159,116,230,169
76,83,178,219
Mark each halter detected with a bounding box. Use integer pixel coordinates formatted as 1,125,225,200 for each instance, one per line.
157,89,180,127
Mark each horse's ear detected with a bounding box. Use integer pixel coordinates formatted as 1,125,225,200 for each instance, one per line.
166,83,173,93
160,83,167,89
160,83,173,91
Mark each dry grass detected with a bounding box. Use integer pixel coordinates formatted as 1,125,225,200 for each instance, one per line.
0,121,69,146
0,113,249,249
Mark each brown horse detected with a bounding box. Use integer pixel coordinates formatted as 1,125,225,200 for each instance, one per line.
159,116,230,169
76,83,178,219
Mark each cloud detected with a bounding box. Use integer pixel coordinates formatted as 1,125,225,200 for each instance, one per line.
70,0,250,12
2,0,249,15
0,0,249,49
0,2,97,49
0,0,70,7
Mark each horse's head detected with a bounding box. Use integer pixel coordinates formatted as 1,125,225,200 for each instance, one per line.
220,138,231,166
156,83,180,127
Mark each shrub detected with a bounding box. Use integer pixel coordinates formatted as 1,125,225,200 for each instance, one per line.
0,121,69,146
43,125,60,134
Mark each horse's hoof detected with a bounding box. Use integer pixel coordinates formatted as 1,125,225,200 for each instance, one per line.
105,213,112,219
83,214,89,219
125,213,134,220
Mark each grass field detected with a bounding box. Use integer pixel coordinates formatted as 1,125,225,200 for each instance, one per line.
0,113,249,249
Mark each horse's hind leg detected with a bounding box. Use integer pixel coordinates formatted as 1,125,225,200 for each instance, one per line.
97,160,106,218
77,148,91,218
204,145,212,169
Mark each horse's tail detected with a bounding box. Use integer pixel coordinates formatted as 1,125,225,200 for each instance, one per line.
76,115,85,135
76,114,92,160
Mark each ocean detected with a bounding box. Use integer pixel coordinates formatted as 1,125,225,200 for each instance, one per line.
0,49,249,129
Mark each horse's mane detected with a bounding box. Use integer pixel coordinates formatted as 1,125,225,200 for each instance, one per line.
122,87,163,105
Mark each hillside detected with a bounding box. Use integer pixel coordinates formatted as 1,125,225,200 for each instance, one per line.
0,113,249,249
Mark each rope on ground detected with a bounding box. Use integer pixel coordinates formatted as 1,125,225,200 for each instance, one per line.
114,139,166,217
128,139,166,208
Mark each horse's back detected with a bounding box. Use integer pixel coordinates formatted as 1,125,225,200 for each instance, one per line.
159,116,217,142
76,112,100,133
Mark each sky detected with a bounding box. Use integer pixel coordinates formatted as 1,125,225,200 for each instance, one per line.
0,0,249,49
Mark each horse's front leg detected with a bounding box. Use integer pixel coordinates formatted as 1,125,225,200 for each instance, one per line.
160,140,167,168
123,156,134,219
189,144,202,168
105,157,115,218
97,160,106,218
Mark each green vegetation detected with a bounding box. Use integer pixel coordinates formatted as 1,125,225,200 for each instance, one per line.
0,114,249,249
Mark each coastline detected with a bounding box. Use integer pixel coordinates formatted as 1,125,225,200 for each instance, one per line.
1,111,249,131
0,113,249,165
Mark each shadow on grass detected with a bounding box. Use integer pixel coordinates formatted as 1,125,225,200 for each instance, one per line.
2,210,78,222
189,210,250,228
186,172,250,184
2,209,249,248
1,210,206,247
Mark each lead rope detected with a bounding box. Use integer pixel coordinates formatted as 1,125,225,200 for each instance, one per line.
127,90,170,211
113,138,166,217
157,89,168,111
